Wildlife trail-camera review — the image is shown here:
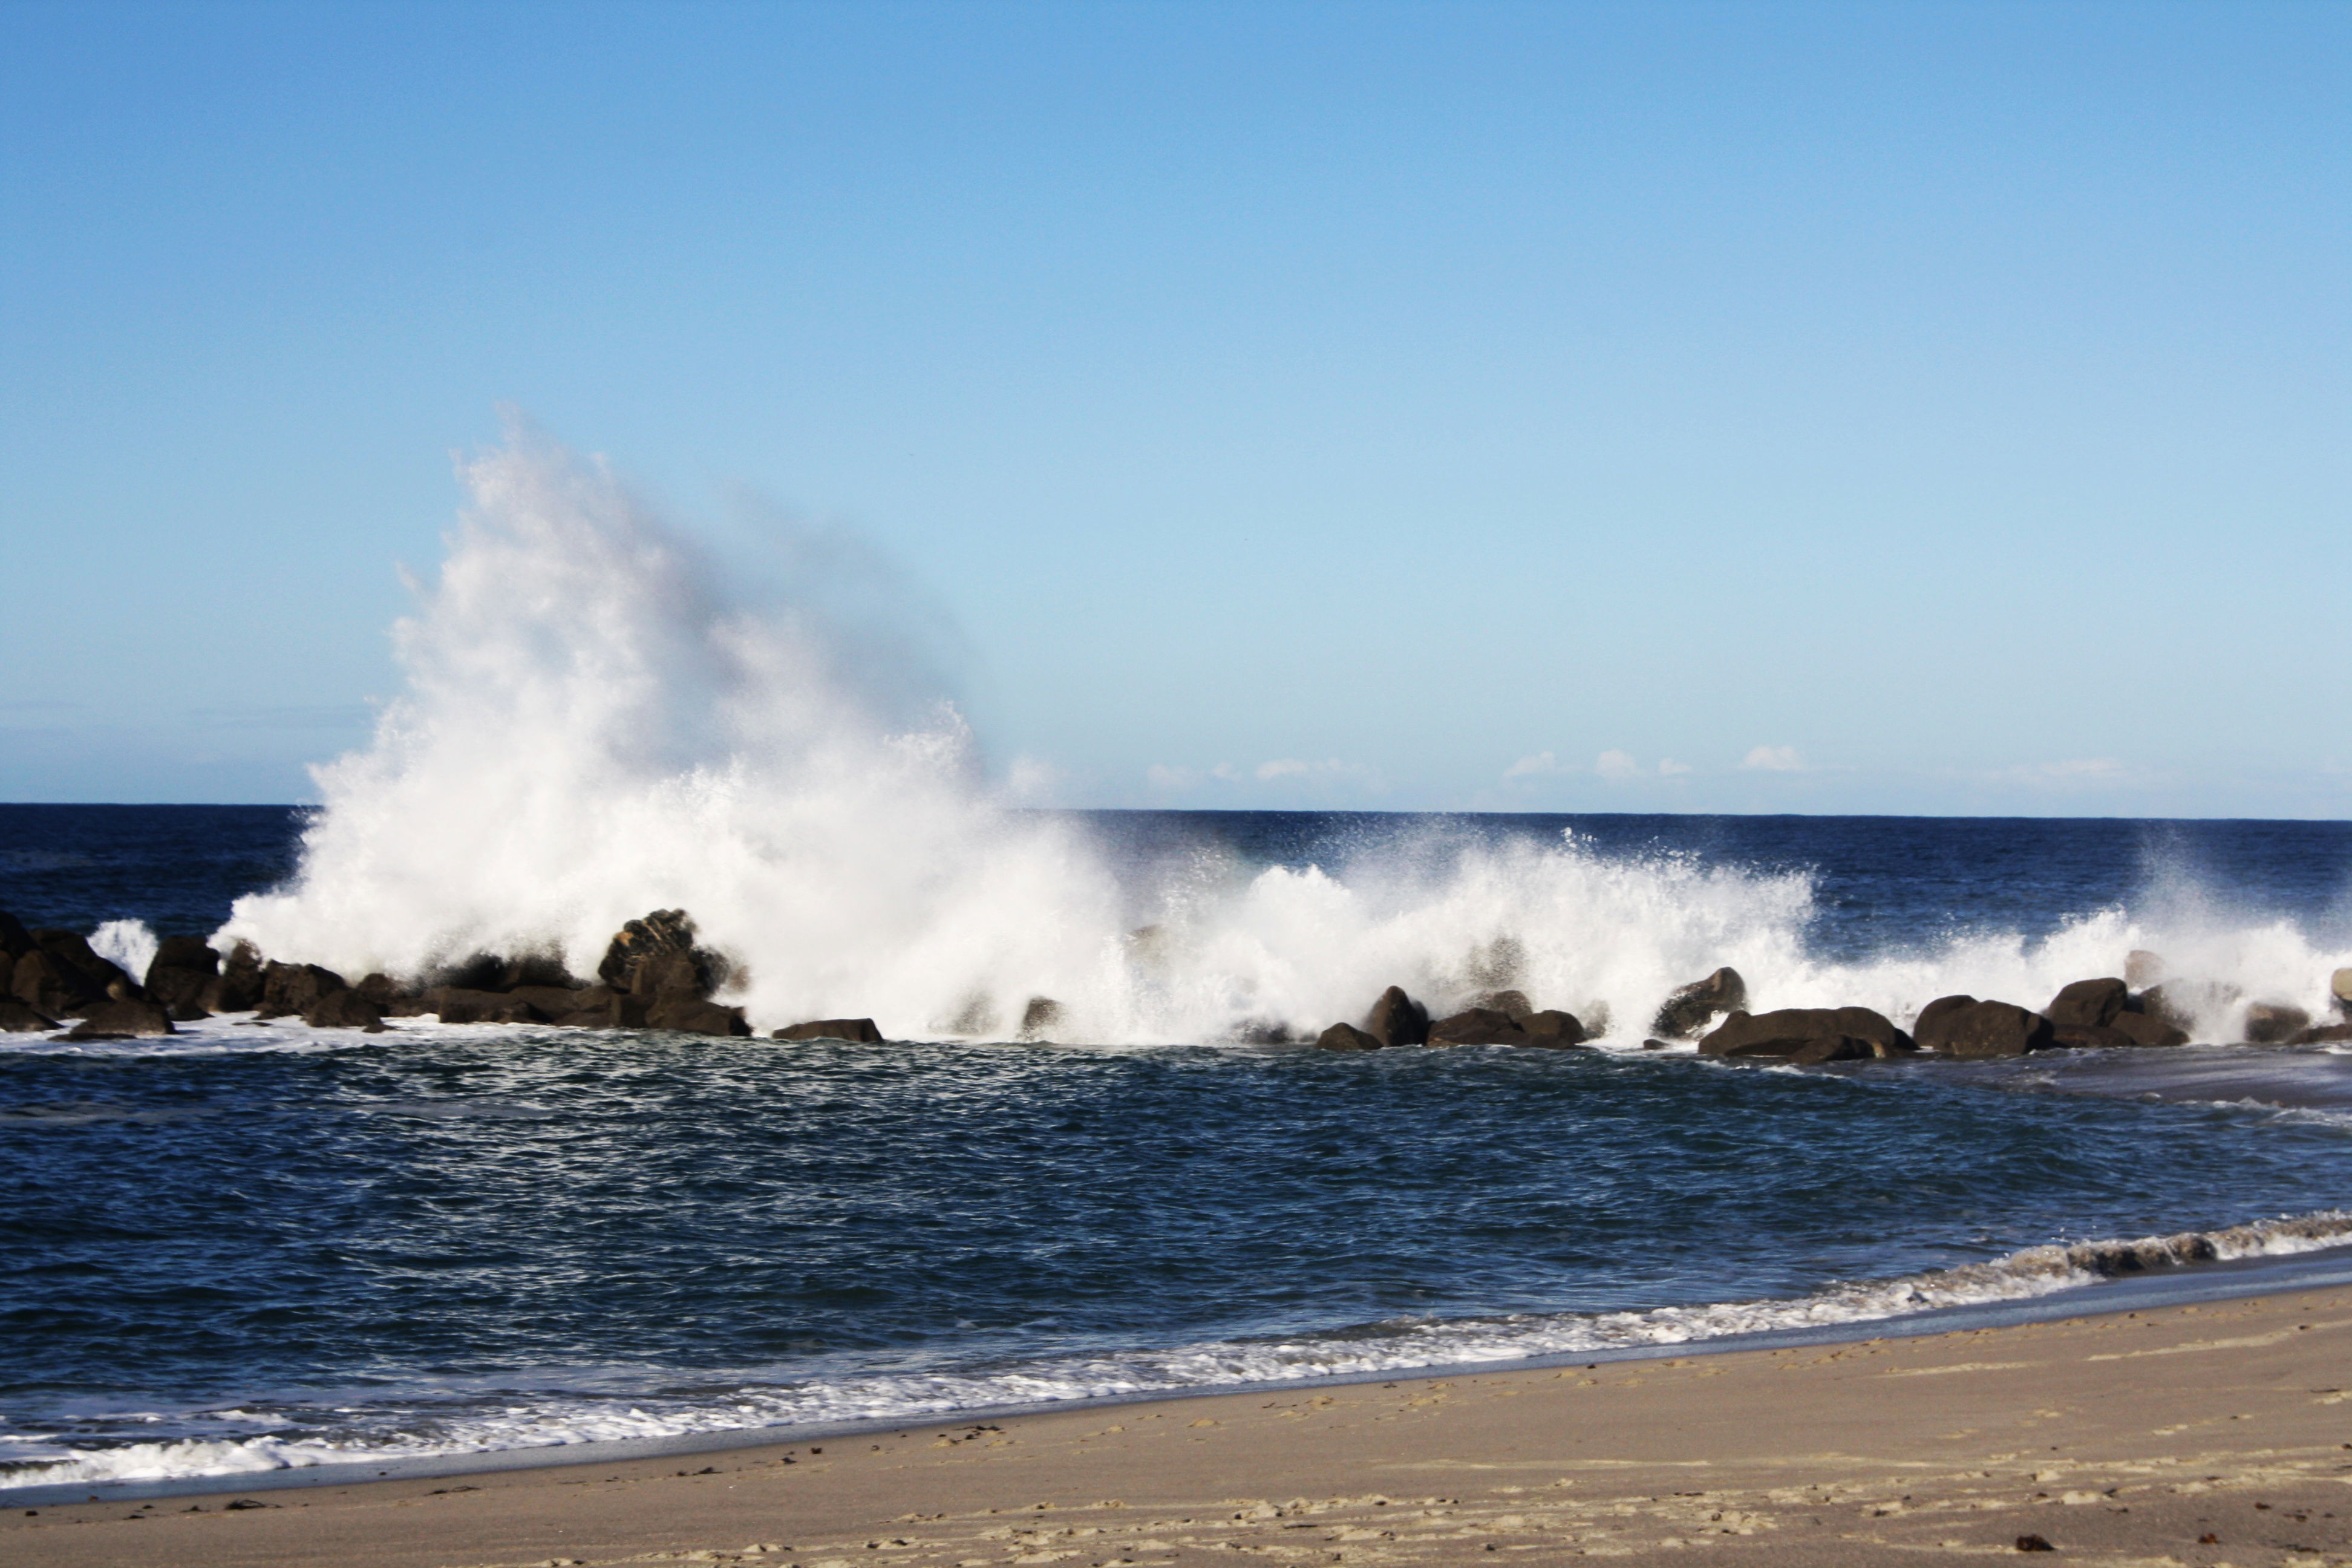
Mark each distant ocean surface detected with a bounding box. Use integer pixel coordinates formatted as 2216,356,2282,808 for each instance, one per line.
6,804,2352,1492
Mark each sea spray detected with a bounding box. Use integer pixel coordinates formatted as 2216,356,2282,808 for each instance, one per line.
214,429,2352,1042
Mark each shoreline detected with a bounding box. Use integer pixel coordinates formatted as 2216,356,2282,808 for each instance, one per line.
15,1238,2352,1513
10,1278,2352,1566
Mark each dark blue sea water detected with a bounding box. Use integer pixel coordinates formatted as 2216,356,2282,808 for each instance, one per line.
5,806,2352,1491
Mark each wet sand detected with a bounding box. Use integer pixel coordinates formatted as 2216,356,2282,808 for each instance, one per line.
8,1287,2352,1567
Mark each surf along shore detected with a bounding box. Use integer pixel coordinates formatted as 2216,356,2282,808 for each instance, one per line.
11,1284,2352,1568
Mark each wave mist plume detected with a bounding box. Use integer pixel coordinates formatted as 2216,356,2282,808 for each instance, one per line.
219,426,1129,1035
217,428,2352,1044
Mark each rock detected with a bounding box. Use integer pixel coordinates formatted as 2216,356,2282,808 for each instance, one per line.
2109,1011,2189,1048
256,962,349,1019
1912,995,1978,1047
1785,1034,1878,1064
1651,967,1747,1039
143,936,219,1020
303,989,387,1031
0,909,33,961
1363,986,1429,1048
0,997,58,1032
597,910,726,999
2242,1002,2311,1045
355,973,402,1004
2046,978,2129,1030
771,1018,886,1043
1221,1019,1293,1045
1018,997,1062,1040
645,996,752,1036
2134,982,2197,1031
2334,967,2352,1016
1916,1000,2054,1059
2288,1022,2352,1045
149,935,220,976
1641,1037,1672,1050
1698,1007,1912,1060
63,996,175,1039
2052,1023,2135,1050
1426,1007,1529,1046
204,942,267,1012
15,949,100,1017
1475,989,1534,1022
33,930,131,996
505,984,590,1017
2125,949,2166,988
1519,1009,1589,1046
417,987,547,1024
1314,1022,1383,1051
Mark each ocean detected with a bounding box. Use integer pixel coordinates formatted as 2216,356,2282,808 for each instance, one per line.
6,803,2352,1495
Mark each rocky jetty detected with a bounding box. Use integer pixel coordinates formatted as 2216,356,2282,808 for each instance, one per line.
13,900,2352,1067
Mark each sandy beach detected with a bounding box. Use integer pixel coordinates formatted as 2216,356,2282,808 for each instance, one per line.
9,1285,2352,1568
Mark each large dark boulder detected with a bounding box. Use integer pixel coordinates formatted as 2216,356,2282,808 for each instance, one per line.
149,935,220,976
256,962,349,1019
15,949,100,1017
1476,989,1534,1022
597,910,725,999
1314,1022,1383,1051
2290,1022,2352,1045
2334,967,2352,1017
1427,1007,1530,1046
1916,999,2054,1058
2110,1011,2189,1047
646,996,751,1036
204,942,268,1012
0,997,57,1032
32,930,131,999
304,989,388,1031
771,1017,884,1043
417,987,547,1024
1519,1009,1589,1047
2134,982,2197,1031
64,997,175,1040
2053,1022,2135,1049
1912,995,1979,1047
1699,1007,1911,1060
0,910,33,961
1017,997,1062,1040
1651,967,1747,1039
505,983,590,1017
1363,986,1429,1048
2047,978,2129,1030
144,936,220,1021
2242,1002,2310,1044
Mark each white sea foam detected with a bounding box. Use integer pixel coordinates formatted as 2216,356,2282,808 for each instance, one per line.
194,426,2352,1046
8,1209,2348,1490
87,918,157,984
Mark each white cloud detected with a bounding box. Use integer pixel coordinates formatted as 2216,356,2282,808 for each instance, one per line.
1741,744,1805,772
1256,757,1311,779
1595,748,1641,780
1145,763,1198,791
1658,757,1693,776
1503,750,1563,780
1210,762,1243,782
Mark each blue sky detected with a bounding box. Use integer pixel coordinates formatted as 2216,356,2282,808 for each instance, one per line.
3,1,2345,814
